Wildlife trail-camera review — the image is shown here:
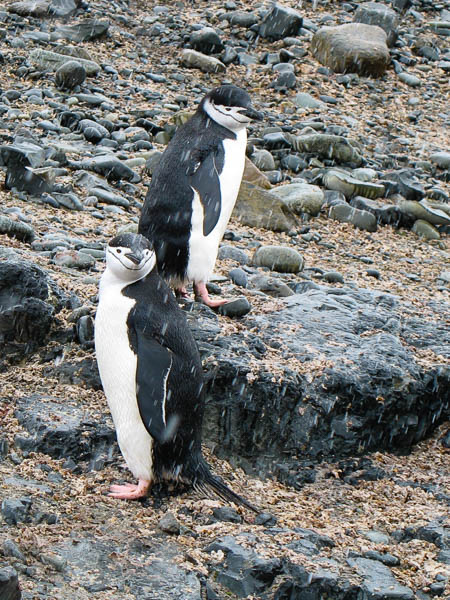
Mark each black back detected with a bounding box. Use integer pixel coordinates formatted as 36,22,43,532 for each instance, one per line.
123,270,205,478
139,107,235,281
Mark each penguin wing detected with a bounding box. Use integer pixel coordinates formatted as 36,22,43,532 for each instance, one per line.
190,143,225,237
135,333,175,444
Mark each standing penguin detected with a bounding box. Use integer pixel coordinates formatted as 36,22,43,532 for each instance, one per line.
95,232,256,510
139,84,263,307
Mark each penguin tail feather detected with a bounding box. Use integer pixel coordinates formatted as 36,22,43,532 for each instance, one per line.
194,461,259,514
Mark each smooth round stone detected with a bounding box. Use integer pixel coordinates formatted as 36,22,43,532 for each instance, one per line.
398,72,421,87
83,126,104,144
271,182,325,217
281,154,307,172
322,271,344,283
248,274,294,297
293,92,324,109
251,149,276,171
272,62,295,73
328,204,378,232
273,71,297,89
228,267,248,288
429,152,450,169
412,219,440,240
253,245,304,273
366,269,381,279
55,61,86,90
218,297,251,318
217,245,250,265
52,250,96,269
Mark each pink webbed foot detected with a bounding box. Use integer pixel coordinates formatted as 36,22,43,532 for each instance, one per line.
109,479,150,500
194,282,228,308
175,286,190,299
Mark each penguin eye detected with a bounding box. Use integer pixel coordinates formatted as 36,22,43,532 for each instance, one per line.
117,249,122,254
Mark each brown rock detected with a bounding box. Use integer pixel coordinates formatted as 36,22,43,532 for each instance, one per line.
311,23,390,77
234,181,298,232
243,158,272,190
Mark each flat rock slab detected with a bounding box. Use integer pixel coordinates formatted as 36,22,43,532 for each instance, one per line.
195,285,449,476
311,23,390,77
348,557,414,599
29,49,101,76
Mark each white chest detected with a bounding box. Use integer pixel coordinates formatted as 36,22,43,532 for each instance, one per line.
95,281,153,481
187,129,246,283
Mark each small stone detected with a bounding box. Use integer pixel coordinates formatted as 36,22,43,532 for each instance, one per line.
228,268,248,288
180,49,226,73
52,250,96,270
190,27,224,55
293,92,325,109
3,539,26,562
398,72,421,87
40,552,67,572
55,60,86,90
213,506,242,523
254,512,277,526
253,246,304,273
411,219,440,240
328,204,377,232
158,512,180,534
322,271,345,284
218,297,252,318
217,245,250,265
1,497,32,525
251,149,276,172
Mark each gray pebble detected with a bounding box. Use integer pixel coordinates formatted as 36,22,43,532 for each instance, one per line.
218,297,252,318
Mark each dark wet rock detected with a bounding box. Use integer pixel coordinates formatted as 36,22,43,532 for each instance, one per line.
220,11,259,28
259,3,303,41
253,245,304,273
48,0,83,18
190,27,224,55
3,539,26,562
53,19,109,43
75,314,94,348
311,23,390,77
218,297,252,318
329,203,378,232
55,60,86,90
89,187,130,208
158,512,180,534
386,169,424,200
180,50,226,74
323,169,385,199
353,2,399,47
1,497,32,525
1,140,52,195
272,70,297,90
196,286,449,478
0,260,67,367
7,0,49,17
251,149,275,172
363,550,400,567
29,49,101,76
235,181,298,233
347,557,414,599
0,566,21,600
0,216,35,243
69,155,140,182
15,394,115,468
212,506,242,523
349,196,403,227
52,534,200,598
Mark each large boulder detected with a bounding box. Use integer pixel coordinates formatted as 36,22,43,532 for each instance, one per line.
311,23,390,77
234,181,298,232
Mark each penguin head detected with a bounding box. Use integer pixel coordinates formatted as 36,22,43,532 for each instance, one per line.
201,84,263,132
105,233,156,282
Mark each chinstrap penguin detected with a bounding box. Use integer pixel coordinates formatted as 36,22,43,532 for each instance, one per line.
139,84,263,307
94,233,257,511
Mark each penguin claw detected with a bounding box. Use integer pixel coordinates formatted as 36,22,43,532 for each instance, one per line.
108,479,150,500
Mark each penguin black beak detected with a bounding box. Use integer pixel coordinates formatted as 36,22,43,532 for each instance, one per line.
125,252,143,265
243,106,264,121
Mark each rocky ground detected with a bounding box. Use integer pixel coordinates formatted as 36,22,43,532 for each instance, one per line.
0,0,449,598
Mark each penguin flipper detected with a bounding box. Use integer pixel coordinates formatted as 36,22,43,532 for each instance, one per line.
135,334,175,444
190,146,225,237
